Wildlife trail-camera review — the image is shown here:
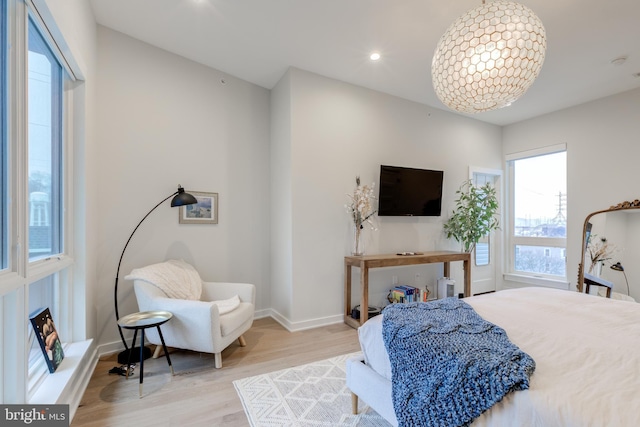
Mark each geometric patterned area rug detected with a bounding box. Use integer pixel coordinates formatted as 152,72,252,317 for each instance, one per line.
233,352,392,426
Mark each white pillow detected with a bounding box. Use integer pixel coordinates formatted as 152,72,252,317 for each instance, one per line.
358,314,392,381
213,295,241,314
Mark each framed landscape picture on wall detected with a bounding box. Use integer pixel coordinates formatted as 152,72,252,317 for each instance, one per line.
179,191,218,224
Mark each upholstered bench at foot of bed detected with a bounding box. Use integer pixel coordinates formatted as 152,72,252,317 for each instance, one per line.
346,355,398,426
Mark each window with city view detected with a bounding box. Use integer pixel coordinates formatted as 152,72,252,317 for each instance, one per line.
509,149,567,278
28,17,63,261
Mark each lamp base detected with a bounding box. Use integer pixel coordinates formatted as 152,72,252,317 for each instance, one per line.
117,346,152,364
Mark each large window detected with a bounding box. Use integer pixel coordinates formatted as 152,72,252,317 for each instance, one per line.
25,16,66,393
508,147,567,279
0,0,78,404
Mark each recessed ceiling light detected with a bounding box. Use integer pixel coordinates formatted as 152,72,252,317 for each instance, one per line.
370,52,381,61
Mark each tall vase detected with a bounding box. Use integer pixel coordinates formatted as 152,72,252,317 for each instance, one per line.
594,262,602,277
589,261,603,277
352,225,364,256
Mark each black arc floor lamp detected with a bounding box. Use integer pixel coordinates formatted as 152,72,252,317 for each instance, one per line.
114,185,197,364
610,261,631,296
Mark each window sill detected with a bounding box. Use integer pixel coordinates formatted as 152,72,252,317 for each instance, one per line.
503,273,570,290
29,339,95,420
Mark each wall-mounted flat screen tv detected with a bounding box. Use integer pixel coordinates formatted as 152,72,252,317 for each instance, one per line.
378,165,443,216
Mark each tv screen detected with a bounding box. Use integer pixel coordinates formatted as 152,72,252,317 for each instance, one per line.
378,165,443,216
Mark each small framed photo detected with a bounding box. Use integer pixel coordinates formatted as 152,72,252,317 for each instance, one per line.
179,191,218,224
30,307,64,373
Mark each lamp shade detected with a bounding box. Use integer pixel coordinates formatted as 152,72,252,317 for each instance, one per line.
609,261,630,296
432,1,546,113
171,186,198,207
610,262,624,272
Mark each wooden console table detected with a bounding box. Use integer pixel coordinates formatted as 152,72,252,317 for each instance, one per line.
344,251,471,328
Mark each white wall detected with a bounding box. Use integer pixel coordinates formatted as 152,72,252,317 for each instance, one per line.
271,68,503,328
270,70,293,321
503,88,640,292
95,27,271,352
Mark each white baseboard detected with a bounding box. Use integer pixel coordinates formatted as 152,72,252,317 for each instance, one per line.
254,308,271,319
99,309,347,356
268,309,344,332
98,339,127,359
97,308,289,358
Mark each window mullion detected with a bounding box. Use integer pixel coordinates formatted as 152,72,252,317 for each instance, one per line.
3,0,30,405
26,255,71,281
8,0,29,277
512,236,566,247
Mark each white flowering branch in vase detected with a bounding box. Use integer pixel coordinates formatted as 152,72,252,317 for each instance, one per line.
345,176,377,256
586,235,616,276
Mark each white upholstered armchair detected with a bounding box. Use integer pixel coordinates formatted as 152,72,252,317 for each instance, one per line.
126,260,255,368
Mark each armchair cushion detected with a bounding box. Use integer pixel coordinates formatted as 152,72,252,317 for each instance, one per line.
220,302,254,337
126,259,202,300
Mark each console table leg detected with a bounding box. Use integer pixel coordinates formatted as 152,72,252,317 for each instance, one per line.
464,259,470,297
360,266,369,325
344,264,352,321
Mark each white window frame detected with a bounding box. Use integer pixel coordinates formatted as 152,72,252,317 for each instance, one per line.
504,143,569,288
469,167,503,269
0,0,80,404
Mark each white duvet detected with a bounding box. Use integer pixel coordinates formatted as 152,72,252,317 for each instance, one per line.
358,287,640,426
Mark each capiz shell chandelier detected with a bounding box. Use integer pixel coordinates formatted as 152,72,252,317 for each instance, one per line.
432,0,546,113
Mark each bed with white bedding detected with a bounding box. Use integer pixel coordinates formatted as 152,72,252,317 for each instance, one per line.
346,287,640,426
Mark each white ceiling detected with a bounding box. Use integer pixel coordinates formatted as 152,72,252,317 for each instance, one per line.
89,0,640,126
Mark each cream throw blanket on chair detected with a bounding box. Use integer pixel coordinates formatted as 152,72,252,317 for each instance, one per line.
126,259,203,301
125,259,241,314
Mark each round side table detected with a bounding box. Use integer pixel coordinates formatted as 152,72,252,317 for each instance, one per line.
117,310,174,397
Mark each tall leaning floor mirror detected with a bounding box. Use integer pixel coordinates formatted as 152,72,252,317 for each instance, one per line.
577,200,640,302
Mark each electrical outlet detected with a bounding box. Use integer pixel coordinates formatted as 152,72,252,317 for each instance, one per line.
392,276,398,285
414,273,421,285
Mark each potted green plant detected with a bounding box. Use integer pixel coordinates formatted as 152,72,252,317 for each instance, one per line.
443,180,499,253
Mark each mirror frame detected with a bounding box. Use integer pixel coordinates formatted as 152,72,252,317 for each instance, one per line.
577,199,640,292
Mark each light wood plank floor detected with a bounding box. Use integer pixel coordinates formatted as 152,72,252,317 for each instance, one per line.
72,317,360,427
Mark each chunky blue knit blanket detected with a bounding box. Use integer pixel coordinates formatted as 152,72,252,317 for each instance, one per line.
382,298,535,427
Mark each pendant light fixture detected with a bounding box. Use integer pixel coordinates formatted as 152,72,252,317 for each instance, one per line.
432,0,546,113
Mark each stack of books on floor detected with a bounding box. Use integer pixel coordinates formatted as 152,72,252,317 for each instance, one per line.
389,285,429,303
